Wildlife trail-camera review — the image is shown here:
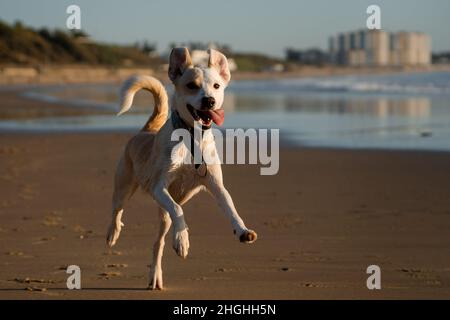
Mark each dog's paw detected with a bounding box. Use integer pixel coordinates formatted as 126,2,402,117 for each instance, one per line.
173,228,189,258
239,229,258,243
106,220,124,247
148,266,164,290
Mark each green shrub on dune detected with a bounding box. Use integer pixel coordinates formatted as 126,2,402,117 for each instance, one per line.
0,20,162,67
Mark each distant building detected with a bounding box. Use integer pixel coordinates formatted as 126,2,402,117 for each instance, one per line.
263,63,285,72
432,52,450,64
329,30,431,67
286,48,328,65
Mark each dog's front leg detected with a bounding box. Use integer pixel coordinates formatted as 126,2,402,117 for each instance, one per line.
205,167,257,243
152,179,189,258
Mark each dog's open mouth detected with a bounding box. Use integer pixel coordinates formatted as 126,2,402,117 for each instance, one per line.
187,104,224,127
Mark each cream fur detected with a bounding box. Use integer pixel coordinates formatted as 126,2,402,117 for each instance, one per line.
106,48,257,290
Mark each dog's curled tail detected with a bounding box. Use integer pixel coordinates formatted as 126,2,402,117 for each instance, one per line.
118,75,169,132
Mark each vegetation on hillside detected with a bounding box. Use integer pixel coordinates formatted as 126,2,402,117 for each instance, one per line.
231,53,285,72
0,20,290,71
0,20,162,67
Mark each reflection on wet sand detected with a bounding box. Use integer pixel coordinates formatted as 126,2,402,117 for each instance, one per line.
229,93,430,118
2,77,450,151
29,84,432,120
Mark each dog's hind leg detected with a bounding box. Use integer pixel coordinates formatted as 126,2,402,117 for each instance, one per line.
148,207,172,290
107,154,138,247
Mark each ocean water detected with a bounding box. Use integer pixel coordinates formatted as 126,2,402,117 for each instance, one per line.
2,71,450,151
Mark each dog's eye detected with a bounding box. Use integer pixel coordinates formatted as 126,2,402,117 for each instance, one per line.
214,83,220,89
186,82,200,90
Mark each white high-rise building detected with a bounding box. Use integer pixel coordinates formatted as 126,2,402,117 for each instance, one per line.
329,30,431,67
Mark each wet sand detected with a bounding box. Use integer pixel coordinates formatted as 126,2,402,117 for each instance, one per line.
1,87,450,299
0,88,111,120
1,131,450,299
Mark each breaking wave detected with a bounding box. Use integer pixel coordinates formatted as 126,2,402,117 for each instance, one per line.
231,71,450,95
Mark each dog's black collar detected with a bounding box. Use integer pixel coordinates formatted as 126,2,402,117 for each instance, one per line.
171,110,189,132
171,111,208,176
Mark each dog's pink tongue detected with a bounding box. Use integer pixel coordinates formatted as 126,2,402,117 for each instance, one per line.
208,109,225,126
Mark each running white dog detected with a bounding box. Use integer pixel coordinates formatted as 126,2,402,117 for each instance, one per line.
106,47,257,290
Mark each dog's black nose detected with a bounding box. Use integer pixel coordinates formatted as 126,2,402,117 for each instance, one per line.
201,97,215,109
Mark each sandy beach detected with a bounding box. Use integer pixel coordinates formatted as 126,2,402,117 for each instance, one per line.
1,89,450,300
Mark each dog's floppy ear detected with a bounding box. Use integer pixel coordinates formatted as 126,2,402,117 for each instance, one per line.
208,49,231,83
168,47,193,82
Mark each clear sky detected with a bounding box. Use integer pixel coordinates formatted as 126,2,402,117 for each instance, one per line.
1,0,449,57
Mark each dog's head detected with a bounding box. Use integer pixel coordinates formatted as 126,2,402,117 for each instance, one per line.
168,47,231,129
